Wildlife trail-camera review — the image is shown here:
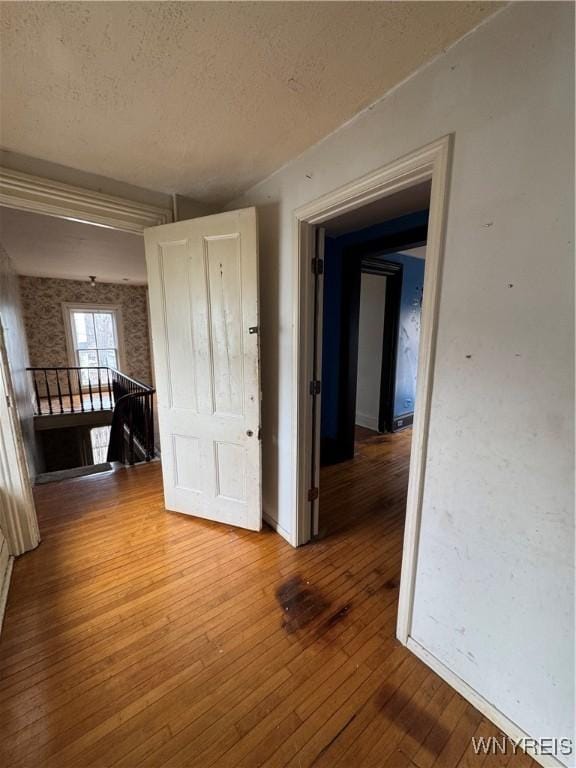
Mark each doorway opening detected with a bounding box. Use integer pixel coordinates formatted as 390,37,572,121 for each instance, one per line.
293,136,451,643
0,202,157,480
1,167,264,534
317,196,429,548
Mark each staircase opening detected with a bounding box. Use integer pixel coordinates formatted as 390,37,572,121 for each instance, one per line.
28,365,156,480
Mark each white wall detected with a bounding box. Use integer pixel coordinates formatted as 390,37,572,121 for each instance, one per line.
356,273,386,431
228,2,574,759
0,243,39,477
0,243,40,556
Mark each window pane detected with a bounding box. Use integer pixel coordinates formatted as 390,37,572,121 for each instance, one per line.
78,349,99,367
78,350,98,387
91,426,111,464
73,312,96,349
80,369,98,388
98,349,118,369
94,313,115,349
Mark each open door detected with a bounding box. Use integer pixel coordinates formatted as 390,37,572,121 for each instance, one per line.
144,208,261,531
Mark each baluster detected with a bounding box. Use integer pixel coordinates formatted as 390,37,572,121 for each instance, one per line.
77,368,85,412
56,369,64,414
129,400,135,465
107,369,113,408
66,369,74,412
150,392,155,458
87,369,95,411
97,368,103,410
137,393,142,454
44,370,53,415
145,393,152,461
31,370,41,415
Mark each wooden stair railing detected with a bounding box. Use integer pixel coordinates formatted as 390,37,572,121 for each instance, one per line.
106,370,155,465
27,366,155,465
28,366,113,415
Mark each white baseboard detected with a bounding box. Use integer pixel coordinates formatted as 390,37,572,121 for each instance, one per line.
0,555,14,635
355,412,379,431
406,637,568,768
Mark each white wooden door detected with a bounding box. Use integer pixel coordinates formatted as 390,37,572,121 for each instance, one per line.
144,208,261,530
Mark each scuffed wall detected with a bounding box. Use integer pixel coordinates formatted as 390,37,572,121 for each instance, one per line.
0,243,40,477
19,277,153,387
228,2,574,759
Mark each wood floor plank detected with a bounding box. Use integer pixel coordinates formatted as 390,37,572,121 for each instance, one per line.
0,429,537,768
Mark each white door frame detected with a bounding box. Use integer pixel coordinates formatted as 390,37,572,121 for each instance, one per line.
0,167,172,233
292,135,452,644
0,320,40,558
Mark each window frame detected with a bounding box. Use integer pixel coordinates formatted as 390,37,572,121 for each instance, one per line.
62,302,126,377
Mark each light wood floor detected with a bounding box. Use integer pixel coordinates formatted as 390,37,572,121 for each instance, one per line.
38,391,113,415
0,432,535,767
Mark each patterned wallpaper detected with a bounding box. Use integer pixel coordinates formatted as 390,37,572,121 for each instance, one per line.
19,277,153,386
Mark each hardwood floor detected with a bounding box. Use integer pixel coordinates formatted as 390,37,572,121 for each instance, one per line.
319,427,413,538
38,391,113,415
0,436,535,767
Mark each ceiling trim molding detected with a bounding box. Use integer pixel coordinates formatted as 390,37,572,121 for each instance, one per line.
0,168,172,234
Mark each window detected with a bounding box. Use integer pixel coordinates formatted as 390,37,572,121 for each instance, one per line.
64,304,124,386
91,426,111,464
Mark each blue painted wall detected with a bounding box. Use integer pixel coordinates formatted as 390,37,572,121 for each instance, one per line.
388,251,425,419
321,210,427,440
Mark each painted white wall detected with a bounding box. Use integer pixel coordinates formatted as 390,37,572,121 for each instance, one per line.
228,3,574,758
356,273,386,431
0,245,40,557
0,243,39,477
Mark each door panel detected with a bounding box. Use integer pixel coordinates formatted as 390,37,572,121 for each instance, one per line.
205,234,244,416
145,208,261,531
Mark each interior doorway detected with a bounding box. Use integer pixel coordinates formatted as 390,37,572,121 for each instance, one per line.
317,200,429,540
293,136,451,643
1,168,265,535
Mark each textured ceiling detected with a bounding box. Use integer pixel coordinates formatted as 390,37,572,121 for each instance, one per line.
0,206,146,284
0,2,499,203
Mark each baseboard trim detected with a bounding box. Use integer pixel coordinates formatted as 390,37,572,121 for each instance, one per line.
406,638,567,768
392,412,414,431
0,555,14,635
355,412,379,431
263,510,294,547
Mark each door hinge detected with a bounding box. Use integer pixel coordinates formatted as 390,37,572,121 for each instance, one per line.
6,394,11,408
309,380,321,396
311,257,324,275
307,487,319,502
